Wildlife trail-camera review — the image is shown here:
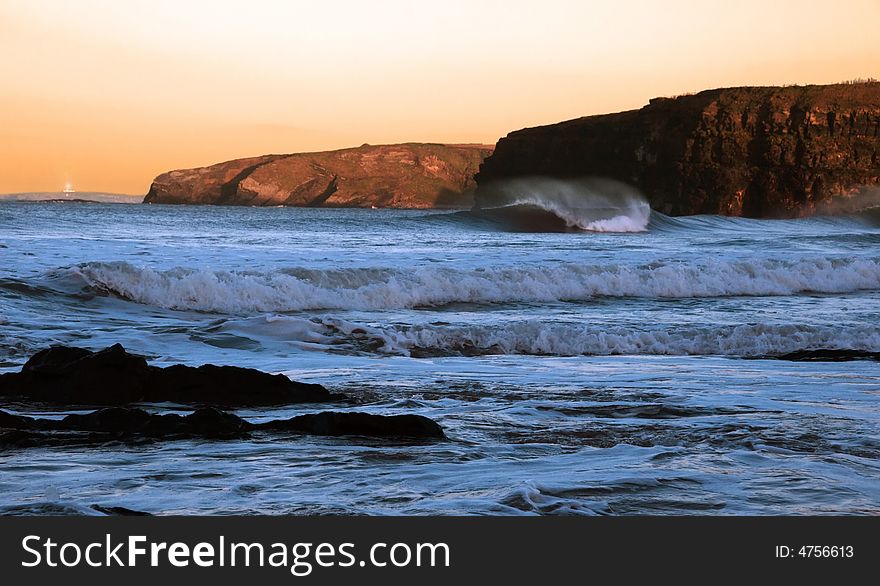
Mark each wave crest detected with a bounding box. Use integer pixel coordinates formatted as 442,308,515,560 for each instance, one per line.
67,256,880,313
474,177,651,232
213,316,880,358
368,321,880,357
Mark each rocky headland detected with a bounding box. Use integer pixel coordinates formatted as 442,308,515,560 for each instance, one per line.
475,82,880,218
144,143,493,208
141,83,880,217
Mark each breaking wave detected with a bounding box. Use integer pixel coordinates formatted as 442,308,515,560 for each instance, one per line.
471,177,651,232
214,316,880,358
648,206,880,233
377,322,880,357
67,256,880,314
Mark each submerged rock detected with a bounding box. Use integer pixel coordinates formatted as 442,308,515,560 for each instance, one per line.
771,349,880,361
151,363,333,405
0,407,446,445
0,344,336,406
476,82,880,218
0,407,250,446
262,411,446,439
0,345,447,445
90,505,152,516
57,407,250,436
0,410,35,429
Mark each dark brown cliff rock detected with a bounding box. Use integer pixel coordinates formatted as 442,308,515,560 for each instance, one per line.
475,83,880,218
144,143,493,208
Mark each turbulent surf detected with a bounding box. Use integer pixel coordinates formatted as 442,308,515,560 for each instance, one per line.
2,201,880,515
466,177,652,232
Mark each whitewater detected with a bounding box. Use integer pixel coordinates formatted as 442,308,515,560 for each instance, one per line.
1,201,880,515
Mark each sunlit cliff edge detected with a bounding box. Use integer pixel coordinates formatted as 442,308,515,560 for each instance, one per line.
143,143,493,208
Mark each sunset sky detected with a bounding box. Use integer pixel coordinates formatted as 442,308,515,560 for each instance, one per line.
1,0,878,195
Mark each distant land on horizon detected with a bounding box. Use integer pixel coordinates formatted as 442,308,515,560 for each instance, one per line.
0,192,141,204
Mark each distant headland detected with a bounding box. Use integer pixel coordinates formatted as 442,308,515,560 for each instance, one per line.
143,143,493,209
139,82,880,217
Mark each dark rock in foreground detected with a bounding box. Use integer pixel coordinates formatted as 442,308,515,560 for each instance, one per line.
90,505,152,516
475,82,880,218
0,344,336,406
0,410,34,430
262,411,446,439
771,349,880,362
155,363,333,406
0,407,251,444
58,407,250,436
0,407,446,445
0,345,447,446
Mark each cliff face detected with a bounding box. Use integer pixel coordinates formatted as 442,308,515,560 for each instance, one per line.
143,155,286,206
144,143,493,208
475,83,880,217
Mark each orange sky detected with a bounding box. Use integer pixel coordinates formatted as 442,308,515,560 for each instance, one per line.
1,0,878,195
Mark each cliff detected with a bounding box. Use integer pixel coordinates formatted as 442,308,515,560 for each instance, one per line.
144,143,493,208
475,83,880,217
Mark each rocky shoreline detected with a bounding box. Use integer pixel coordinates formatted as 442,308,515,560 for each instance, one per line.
0,345,446,448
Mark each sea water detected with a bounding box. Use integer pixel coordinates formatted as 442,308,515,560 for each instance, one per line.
1,200,879,514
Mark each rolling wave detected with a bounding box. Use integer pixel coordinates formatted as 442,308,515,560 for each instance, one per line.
648,207,880,233
443,184,880,235
66,256,880,313
215,316,880,358
367,321,880,357
469,200,650,233
469,177,651,232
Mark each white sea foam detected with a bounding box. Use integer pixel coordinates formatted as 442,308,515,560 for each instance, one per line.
492,177,652,232
69,256,880,314
213,316,880,357
370,321,880,357
512,198,650,232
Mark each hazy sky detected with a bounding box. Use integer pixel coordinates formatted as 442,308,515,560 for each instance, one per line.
1,0,878,194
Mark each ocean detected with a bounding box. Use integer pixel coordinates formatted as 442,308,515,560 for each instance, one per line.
1,199,879,514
